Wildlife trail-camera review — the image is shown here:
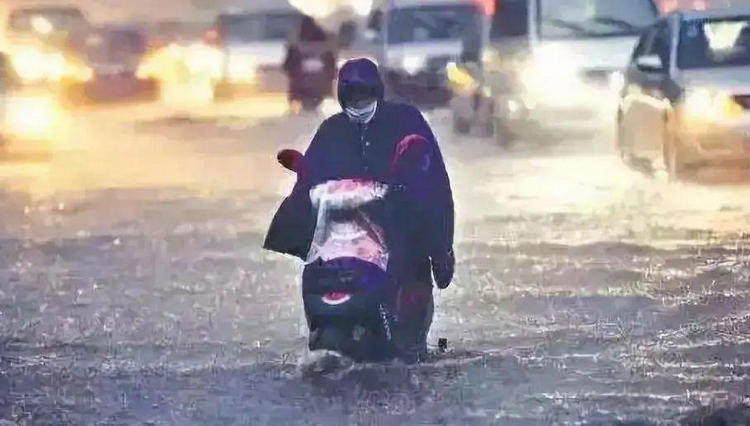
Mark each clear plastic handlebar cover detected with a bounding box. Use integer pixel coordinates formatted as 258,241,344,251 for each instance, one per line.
306,179,390,271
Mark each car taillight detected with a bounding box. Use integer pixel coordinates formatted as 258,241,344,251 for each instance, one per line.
472,0,495,15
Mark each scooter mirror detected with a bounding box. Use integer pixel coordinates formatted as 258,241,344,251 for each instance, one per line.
277,149,304,172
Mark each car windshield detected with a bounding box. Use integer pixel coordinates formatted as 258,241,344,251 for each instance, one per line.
220,13,300,42
387,5,479,44
107,31,145,53
78,30,146,60
539,0,656,39
8,8,88,34
678,17,750,69
150,21,207,44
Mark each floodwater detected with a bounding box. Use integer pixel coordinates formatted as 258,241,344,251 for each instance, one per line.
1,96,749,425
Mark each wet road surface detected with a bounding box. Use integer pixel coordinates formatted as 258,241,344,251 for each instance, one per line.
0,96,749,425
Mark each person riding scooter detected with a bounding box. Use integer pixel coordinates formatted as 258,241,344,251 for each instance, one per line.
275,135,435,361
264,58,455,362
282,15,336,111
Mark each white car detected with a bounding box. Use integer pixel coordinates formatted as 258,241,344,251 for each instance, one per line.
617,6,750,179
370,0,484,107
451,0,658,142
1,6,90,86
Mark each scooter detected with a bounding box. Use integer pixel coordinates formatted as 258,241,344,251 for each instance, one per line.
276,136,432,362
288,49,335,111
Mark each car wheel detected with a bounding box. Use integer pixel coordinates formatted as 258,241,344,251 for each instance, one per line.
663,131,686,181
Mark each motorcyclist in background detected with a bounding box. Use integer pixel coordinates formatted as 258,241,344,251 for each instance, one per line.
265,58,455,361
283,15,337,111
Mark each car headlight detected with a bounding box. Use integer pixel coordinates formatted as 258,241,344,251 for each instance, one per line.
481,49,497,64
12,48,65,83
6,94,58,139
137,49,173,80
521,46,581,102
63,59,93,82
683,87,744,120
136,60,152,80
524,46,579,82
401,55,425,75
446,62,475,88
226,54,257,82
185,43,224,80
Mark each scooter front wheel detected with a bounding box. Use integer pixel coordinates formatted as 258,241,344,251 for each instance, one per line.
313,326,348,352
311,324,395,362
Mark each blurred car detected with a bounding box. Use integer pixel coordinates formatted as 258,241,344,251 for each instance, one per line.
135,21,225,106
617,6,750,179
62,26,158,103
450,0,658,143
0,52,60,156
209,8,303,97
370,0,484,107
146,20,209,48
3,5,90,86
138,20,217,86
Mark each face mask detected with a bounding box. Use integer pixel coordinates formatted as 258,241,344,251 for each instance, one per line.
344,101,377,124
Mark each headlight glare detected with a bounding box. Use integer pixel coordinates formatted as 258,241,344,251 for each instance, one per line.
401,55,425,75
63,59,93,82
521,47,581,103
6,95,58,139
226,55,257,82
12,48,65,83
446,62,475,87
683,88,744,119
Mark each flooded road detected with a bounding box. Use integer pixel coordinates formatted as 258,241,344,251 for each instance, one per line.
1,96,749,425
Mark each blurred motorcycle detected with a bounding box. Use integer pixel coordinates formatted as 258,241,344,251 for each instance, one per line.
283,16,336,112
284,47,335,111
